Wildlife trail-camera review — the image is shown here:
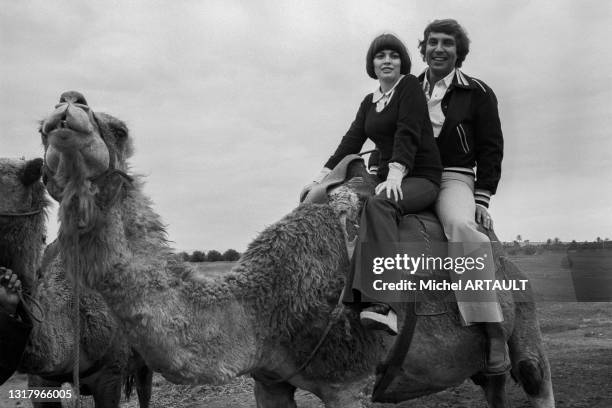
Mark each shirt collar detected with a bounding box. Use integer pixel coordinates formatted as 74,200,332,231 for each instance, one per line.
422,68,456,93
372,75,405,103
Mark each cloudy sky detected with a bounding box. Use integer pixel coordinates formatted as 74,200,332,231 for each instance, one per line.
1,0,611,252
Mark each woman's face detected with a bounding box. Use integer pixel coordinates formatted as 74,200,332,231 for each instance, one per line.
373,49,401,83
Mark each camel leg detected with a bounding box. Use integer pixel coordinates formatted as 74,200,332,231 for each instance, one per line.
472,373,510,408
134,361,153,408
253,380,297,408
502,258,555,407
515,356,555,408
87,368,123,408
28,375,63,408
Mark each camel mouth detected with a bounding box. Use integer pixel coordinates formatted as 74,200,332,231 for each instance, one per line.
42,102,95,138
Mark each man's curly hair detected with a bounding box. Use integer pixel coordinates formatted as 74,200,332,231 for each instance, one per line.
419,19,470,68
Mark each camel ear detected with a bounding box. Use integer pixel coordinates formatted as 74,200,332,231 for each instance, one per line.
21,158,44,186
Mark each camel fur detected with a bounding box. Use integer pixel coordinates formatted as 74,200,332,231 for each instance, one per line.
41,90,554,408
0,157,152,408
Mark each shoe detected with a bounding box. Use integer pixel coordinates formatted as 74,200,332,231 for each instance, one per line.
360,304,398,335
483,323,511,375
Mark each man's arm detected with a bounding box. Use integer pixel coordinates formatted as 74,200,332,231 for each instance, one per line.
474,84,504,201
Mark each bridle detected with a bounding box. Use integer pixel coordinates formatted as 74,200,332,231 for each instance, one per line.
0,208,43,218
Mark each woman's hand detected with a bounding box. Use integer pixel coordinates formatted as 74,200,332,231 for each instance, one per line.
475,205,493,230
300,167,332,202
375,164,405,202
375,179,403,201
300,181,318,202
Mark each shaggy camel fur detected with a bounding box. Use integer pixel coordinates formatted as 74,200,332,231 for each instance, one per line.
41,90,555,408
0,157,151,408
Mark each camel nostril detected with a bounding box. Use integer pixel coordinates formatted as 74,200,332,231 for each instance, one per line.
59,91,88,107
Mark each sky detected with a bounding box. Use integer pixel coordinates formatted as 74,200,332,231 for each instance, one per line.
1,0,611,252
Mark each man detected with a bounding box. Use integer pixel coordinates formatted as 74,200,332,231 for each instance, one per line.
368,19,507,374
0,267,31,384
418,19,507,375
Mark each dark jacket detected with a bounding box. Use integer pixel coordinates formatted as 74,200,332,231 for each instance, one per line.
0,304,32,384
325,74,442,186
369,70,503,195
418,69,503,194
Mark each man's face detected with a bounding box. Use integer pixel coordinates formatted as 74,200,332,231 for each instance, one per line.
424,32,458,79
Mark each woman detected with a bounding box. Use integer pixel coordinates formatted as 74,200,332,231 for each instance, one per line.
306,34,442,334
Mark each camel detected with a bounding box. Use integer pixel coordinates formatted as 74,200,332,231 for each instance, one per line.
40,90,555,408
0,157,152,408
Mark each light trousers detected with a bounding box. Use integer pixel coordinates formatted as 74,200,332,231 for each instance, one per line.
436,171,503,324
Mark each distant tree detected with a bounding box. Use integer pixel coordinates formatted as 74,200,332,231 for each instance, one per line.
206,250,223,262
222,249,240,261
176,251,190,262
190,250,206,262
523,245,537,255
546,238,552,246
516,234,522,242
553,237,560,245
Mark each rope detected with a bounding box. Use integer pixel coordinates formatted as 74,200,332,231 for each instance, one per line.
0,209,43,217
17,292,44,323
72,232,81,408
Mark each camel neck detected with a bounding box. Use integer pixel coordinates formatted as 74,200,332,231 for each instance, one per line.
57,196,261,383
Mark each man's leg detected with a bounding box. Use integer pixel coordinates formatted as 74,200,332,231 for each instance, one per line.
436,172,509,374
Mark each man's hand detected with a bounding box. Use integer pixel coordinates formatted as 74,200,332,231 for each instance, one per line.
0,267,21,316
475,205,493,230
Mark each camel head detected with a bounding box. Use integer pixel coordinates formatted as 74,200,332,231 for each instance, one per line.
0,158,45,226
40,91,133,233
0,157,47,293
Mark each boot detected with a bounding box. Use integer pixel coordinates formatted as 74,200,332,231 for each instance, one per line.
484,322,511,375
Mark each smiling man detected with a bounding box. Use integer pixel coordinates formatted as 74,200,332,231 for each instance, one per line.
417,19,507,376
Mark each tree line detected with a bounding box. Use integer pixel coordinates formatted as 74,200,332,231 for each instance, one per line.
176,249,241,262
503,236,611,255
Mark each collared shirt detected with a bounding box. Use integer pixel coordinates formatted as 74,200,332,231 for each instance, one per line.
422,69,455,138
372,75,405,113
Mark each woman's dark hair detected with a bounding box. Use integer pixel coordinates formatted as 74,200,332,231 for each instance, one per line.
366,33,411,79
418,19,470,68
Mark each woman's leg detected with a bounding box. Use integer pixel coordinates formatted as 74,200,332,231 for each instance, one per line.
352,177,439,334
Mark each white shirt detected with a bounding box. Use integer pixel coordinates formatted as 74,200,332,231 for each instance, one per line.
372,75,405,113
422,69,455,138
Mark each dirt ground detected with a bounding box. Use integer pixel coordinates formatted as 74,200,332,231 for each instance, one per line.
2,253,611,407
